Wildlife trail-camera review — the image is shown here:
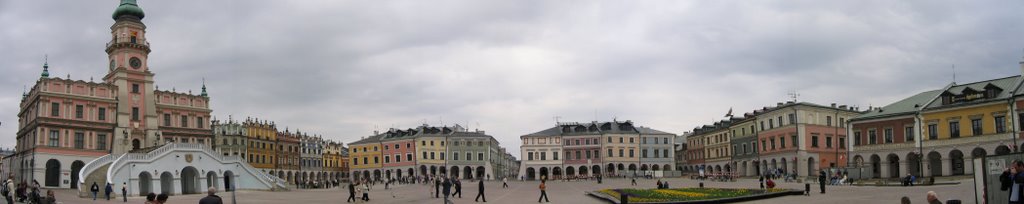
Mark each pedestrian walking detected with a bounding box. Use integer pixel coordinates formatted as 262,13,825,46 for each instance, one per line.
502,178,508,188
346,182,356,203
537,180,549,203
452,178,462,198
105,182,113,200
631,178,637,186
90,182,99,200
475,179,486,202
429,180,436,198
362,182,370,201
442,178,453,203
759,175,765,189
435,177,442,198
144,193,157,204
121,182,128,202
818,169,827,194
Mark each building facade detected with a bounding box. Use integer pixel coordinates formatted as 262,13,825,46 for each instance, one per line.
729,116,759,177
10,0,213,189
518,120,675,180
347,125,512,181
850,62,1024,179
212,118,248,158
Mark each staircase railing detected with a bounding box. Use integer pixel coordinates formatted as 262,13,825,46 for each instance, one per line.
78,153,120,187
104,143,287,189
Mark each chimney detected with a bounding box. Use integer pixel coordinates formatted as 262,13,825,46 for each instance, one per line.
777,102,783,106
838,105,847,109
831,103,836,108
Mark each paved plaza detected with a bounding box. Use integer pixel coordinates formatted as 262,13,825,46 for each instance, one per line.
37,177,976,204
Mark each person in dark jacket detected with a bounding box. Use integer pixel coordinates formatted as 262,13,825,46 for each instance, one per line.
346,182,356,203
198,187,223,204
452,178,462,198
442,178,453,203
818,170,827,194
1001,160,1024,203
121,182,127,202
435,177,442,198
105,182,113,200
90,182,99,200
475,179,486,202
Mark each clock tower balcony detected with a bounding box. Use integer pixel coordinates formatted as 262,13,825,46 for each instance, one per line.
106,38,151,54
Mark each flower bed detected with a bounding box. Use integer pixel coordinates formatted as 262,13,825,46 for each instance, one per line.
588,188,799,204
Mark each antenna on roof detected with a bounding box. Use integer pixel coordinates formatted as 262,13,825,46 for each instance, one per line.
553,116,561,125
788,91,800,102
952,64,957,84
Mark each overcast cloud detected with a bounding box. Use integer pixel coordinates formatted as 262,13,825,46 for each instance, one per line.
1,0,1023,157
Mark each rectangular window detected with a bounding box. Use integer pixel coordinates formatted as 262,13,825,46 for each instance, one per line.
607,149,613,157
950,121,960,138
770,138,776,150
629,149,634,158
792,135,798,147
479,153,484,161
453,152,460,160
769,119,774,129
51,102,60,117
928,124,938,140
407,154,412,161
541,152,546,160
826,116,832,126
780,137,786,149
48,131,59,147
75,105,83,119
654,149,660,158
629,138,634,143
181,115,188,128
528,152,534,161
553,152,559,160
132,84,139,93
789,114,796,124
430,152,435,160
826,137,833,149
996,116,1007,133
608,137,612,143
363,157,368,165
97,107,106,121
902,126,913,142
811,135,819,147
971,119,982,136
97,134,107,150
619,149,624,157
374,157,379,164
585,151,591,159
131,107,139,121
384,156,390,163
395,154,401,163
74,132,85,149
761,139,766,151
197,117,204,129
884,128,893,143
642,149,648,158
778,116,784,126
664,138,668,144
868,130,877,144
594,150,600,158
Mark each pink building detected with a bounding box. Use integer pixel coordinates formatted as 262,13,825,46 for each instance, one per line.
9,0,212,189
379,129,418,179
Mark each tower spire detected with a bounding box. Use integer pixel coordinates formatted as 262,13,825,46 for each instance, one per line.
201,77,208,97
41,55,49,78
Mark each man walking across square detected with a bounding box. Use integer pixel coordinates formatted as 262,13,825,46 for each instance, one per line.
537,180,549,203
452,178,462,198
502,177,508,188
475,179,486,202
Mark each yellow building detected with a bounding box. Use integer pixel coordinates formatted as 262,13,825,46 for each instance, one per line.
918,75,1020,176
416,134,448,176
349,135,382,181
244,118,278,170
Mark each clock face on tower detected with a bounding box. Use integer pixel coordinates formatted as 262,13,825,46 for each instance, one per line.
129,57,142,69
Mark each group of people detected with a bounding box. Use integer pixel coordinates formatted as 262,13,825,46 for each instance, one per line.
346,179,373,202
3,175,55,204
296,179,341,189
89,181,129,202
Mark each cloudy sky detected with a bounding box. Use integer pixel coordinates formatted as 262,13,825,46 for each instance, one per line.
1,0,1023,157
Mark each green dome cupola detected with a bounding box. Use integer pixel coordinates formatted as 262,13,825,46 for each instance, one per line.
112,0,145,20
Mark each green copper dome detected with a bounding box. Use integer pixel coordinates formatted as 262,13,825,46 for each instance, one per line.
112,0,145,20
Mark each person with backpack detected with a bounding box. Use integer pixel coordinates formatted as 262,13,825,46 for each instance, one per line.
90,182,99,200
122,182,128,202
537,180,549,203
105,182,113,200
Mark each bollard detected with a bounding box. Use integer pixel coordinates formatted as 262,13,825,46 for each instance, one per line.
699,182,704,188
621,193,629,204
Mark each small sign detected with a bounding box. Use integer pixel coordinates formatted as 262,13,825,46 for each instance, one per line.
989,159,1007,175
